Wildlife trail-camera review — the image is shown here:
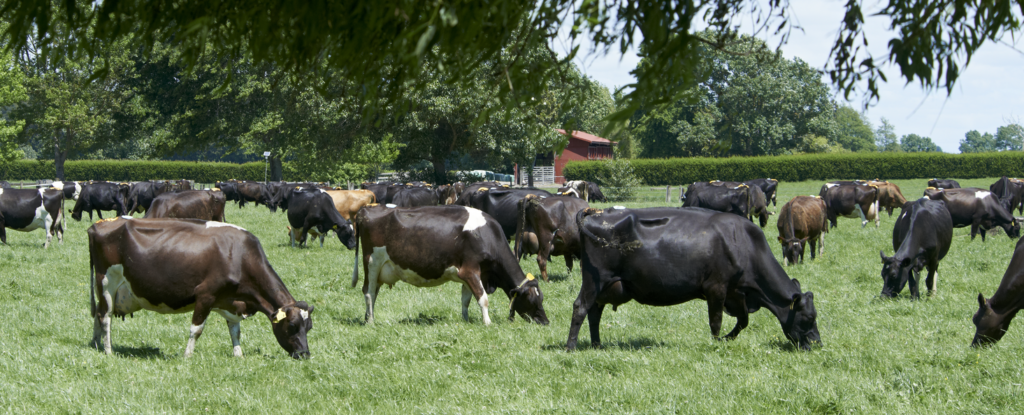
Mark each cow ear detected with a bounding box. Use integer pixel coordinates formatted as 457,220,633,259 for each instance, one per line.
792,279,801,291
977,293,988,310
777,236,784,242
879,250,888,261
790,293,802,310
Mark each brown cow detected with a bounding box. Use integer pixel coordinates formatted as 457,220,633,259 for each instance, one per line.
514,194,590,282
776,196,828,265
322,189,377,221
145,190,227,222
868,180,908,222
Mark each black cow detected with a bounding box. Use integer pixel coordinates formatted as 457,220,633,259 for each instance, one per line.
352,205,548,325
0,188,65,248
821,183,879,228
145,190,227,222
0,181,11,188
924,187,1020,241
744,178,780,206
236,182,274,209
879,198,953,299
461,187,552,240
87,217,315,358
683,184,769,227
990,176,1023,215
568,207,820,351
972,237,1024,346
215,181,241,203
360,183,392,205
126,181,170,214
514,194,589,282
391,187,439,207
454,181,505,206
286,189,358,249
268,182,318,212
927,179,961,189
71,182,128,221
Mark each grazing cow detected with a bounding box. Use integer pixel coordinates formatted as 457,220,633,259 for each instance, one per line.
286,189,358,248
50,180,83,201
268,182,319,213
87,217,315,358
563,180,590,201
927,179,960,189
990,176,1023,215
776,196,828,265
126,181,170,214
352,205,549,325
818,180,869,197
320,189,377,221
972,237,1024,346
683,184,769,227
513,194,589,282
0,181,11,188
454,181,505,206
867,180,908,219
236,182,274,209
145,190,227,222
742,178,780,207
879,198,953,299
821,183,879,228
71,182,129,221
391,187,439,207
461,187,552,240
215,180,241,203
924,187,1020,240
568,207,821,351
586,182,607,202
0,188,65,247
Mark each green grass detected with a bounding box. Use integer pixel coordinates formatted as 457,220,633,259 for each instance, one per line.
2,178,1024,413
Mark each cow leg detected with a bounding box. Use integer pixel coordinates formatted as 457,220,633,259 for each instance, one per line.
586,303,606,349
215,310,244,357
536,255,549,283
908,270,921,300
874,201,881,228
564,255,574,273
461,285,474,321
42,208,54,249
185,297,214,357
819,233,825,256
926,267,939,295
184,320,207,357
809,239,817,260
363,277,381,325
568,293,593,351
707,296,726,339
98,272,114,354
970,223,979,240
723,293,748,340
855,204,867,228
457,267,490,325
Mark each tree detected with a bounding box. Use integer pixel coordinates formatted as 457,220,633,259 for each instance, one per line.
0,49,27,163
960,130,998,153
833,106,875,152
875,118,900,152
995,124,1024,151
900,134,942,153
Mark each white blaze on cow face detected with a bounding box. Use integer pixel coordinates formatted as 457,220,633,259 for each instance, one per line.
206,221,246,231
976,190,992,199
463,207,487,232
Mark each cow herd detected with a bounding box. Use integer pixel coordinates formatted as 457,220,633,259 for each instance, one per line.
3,176,1024,360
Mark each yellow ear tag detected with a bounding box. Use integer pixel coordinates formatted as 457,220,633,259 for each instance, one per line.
273,309,287,323
333,225,338,230
526,273,535,281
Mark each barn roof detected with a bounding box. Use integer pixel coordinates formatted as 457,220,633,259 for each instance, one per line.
556,129,615,145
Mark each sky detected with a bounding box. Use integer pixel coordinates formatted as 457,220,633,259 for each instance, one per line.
558,0,1024,153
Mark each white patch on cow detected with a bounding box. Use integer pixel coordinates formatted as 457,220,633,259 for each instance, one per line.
72,182,81,200
206,221,246,231
51,181,63,189
299,309,309,321
0,187,3,197
976,190,991,199
13,198,50,234
930,270,939,293
120,215,133,220
184,322,205,357
385,204,397,208
826,183,839,189
463,207,487,232
103,264,196,315
613,206,626,210
319,189,327,193
369,246,461,288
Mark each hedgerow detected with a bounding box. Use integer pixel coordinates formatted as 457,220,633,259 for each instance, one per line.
564,152,1024,185
0,160,290,182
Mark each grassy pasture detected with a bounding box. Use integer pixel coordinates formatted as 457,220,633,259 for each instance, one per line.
2,178,1024,413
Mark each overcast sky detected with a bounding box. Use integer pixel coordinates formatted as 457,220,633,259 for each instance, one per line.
559,0,1024,153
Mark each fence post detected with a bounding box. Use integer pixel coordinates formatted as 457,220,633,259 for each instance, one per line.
666,185,671,204
679,185,685,202
347,181,353,190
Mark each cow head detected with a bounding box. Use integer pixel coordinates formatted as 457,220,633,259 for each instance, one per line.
508,275,549,325
1002,219,1021,239
972,293,1016,347
778,236,807,265
270,301,314,359
333,220,358,249
782,281,820,350
879,251,919,298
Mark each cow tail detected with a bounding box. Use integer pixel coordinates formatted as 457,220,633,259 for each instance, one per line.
785,202,795,239
88,235,96,318
351,215,360,288
514,198,527,259
746,187,754,222
575,207,603,245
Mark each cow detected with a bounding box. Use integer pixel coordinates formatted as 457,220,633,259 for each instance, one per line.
927,179,960,189
215,180,241,203
0,187,65,248
454,181,505,206
236,182,274,209
818,180,869,197
50,180,83,201
71,182,129,221
434,185,452,204
126,181,170,214
867,180,908,219
821,183,879,228
563,180,590,201
268,182,319,213
776,196,828,265
391,187,439,207
461,187,552,240
144,190,227,222
568,207,821,351
972,237,1024,346
0,181,11,188
513,194,589,282
286,189,358,249
352,205,549,325
555,187,582,198
877,198,953,299
360,182,392,205
924,187,1021,241
320,189,377,221
743,178,780,207
87,217,315,358
586,182,607,202
990,176,1023,215
683,184,769,227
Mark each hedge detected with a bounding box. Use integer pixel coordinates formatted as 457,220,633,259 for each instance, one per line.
0,160,280,183
564,152,1024,185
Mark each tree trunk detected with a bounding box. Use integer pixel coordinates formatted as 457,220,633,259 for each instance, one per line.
54,142,67,180
270,155,283,181
432,157,447,185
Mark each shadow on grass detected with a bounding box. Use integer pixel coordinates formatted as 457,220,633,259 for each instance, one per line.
540,337,665,352
334,316,367,326
111,344,165,359
399,313,448,326
546,272,572,283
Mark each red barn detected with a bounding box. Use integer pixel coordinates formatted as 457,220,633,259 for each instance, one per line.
516,130,615,185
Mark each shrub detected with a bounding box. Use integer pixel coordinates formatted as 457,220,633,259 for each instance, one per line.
597,159,642,202
0,160,271,183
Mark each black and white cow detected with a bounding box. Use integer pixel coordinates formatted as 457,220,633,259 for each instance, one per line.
568,207,821,351
71,182,129,221
927,179,961,189
286,189,358,249
50,180,82,201
924,187,1020,241
820,183,879,228
0,187,65,248
990,176,1023,215
972,237,1024,346
879,198,953,299
461,187,553,240
352,204,549,325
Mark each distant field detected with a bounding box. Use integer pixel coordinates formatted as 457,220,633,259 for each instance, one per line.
2,178,1024,413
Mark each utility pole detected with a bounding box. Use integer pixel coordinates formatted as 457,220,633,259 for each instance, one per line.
263,151,271,184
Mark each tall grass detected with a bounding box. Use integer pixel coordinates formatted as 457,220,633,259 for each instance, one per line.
0,178,1021,413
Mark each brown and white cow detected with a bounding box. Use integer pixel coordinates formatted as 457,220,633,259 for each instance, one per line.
352,205,549,325
821,182,879,228
87,217,315,358
514,194,590,282
867,180,908,221
0,187,65,248
776,196,828,265
144,190,227,222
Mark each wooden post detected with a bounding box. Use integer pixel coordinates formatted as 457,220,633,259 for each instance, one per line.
679,185,685,202
666,185,671,204
347,181,353,190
